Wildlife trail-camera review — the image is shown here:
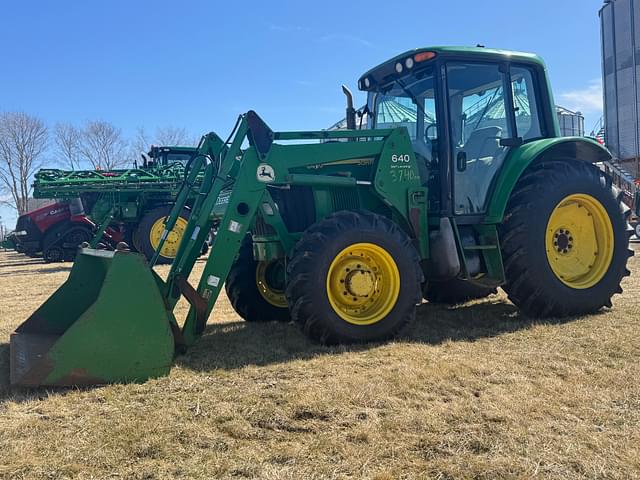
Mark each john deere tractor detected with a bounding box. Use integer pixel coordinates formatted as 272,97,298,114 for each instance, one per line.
10,46,633,387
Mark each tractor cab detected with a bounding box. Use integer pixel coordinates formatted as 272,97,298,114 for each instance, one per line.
359,47,557,218
143,145,197,168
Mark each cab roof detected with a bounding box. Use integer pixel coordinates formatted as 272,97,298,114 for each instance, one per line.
358,46,546,91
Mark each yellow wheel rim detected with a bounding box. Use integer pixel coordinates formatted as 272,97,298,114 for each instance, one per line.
326,242,400,325
255,260,288,308
149,216,188,259
545,193,614,289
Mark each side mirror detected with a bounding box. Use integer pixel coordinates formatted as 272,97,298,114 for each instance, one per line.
457,151,467,172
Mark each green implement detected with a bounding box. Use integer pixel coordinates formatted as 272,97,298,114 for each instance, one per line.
32,146,205,263
10,46,633,387
1,233,17,250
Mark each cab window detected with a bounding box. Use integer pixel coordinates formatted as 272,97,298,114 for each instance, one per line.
447,62,513,215
511,66,543,141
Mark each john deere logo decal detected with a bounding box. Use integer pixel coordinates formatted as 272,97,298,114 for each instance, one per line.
257,164,275,183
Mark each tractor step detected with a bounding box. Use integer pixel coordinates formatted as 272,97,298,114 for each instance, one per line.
463,244,499,251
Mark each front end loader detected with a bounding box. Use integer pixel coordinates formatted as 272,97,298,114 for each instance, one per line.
10,46,633,387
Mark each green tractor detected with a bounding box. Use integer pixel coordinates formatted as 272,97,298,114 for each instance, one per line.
33,145,201,263
10,46,633,386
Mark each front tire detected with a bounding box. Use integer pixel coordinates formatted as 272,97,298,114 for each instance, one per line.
500,160,633,317
286,211,423,344
225,236,289,322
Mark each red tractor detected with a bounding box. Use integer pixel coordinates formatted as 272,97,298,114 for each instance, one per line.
12,199,121,262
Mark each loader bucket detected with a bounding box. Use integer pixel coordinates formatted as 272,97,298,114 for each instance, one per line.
10,249,175,387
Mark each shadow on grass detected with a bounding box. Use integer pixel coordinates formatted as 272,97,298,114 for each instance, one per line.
177,299,582,372
0,265,72,277
0,298,591,403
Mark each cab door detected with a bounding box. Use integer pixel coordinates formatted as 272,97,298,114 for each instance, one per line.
446,62,514,216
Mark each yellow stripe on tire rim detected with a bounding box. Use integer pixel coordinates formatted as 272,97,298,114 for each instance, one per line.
149,216,188,259
255,260,288,308
326,242,400,325
545,193,614,289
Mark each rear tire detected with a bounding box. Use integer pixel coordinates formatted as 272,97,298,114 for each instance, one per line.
499,160,633,317
135,205,190,264
286,210,423,344
225,236,289,322
424,279,496,304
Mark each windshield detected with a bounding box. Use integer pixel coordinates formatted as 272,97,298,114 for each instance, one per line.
367,67,439,174
367,67,441,209
368,68,437,143
165,152,193,165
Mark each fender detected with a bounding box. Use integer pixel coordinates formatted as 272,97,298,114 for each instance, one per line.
484,136,612,223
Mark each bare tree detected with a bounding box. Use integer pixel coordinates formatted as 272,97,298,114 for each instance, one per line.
0,112,48,214
53,122,82,169
155,126,191,146
132,126,151,158
79,120,129,170
132,125,194,157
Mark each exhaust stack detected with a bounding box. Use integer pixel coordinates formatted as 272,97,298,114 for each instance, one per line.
342,85,356,130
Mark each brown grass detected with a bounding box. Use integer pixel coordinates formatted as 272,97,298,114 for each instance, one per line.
0,246,639,479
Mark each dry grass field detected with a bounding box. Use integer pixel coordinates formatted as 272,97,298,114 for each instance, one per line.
0,246,639,479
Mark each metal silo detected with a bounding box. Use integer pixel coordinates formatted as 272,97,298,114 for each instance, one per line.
556,106,585,136
600,0,640,176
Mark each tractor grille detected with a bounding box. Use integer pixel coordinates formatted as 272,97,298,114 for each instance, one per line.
253,211,276,236
269,186,316,233
331,189,360,212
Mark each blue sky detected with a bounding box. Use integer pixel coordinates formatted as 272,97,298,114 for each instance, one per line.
0,0,606,225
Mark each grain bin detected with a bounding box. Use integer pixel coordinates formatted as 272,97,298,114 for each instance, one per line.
600,0,640,175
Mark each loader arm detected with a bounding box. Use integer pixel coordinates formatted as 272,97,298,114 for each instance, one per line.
158,111,421,346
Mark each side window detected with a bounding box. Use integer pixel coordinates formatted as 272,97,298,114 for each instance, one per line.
447,62,512,215
511,67,543,140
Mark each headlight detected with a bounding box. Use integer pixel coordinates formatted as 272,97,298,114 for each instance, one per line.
14,230,27,236
405,57,414,69
364,77,371,88
395,62,403,73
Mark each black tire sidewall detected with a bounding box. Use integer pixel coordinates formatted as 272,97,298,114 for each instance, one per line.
225,236,289,322
506,164,628,312
289,214,422,343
